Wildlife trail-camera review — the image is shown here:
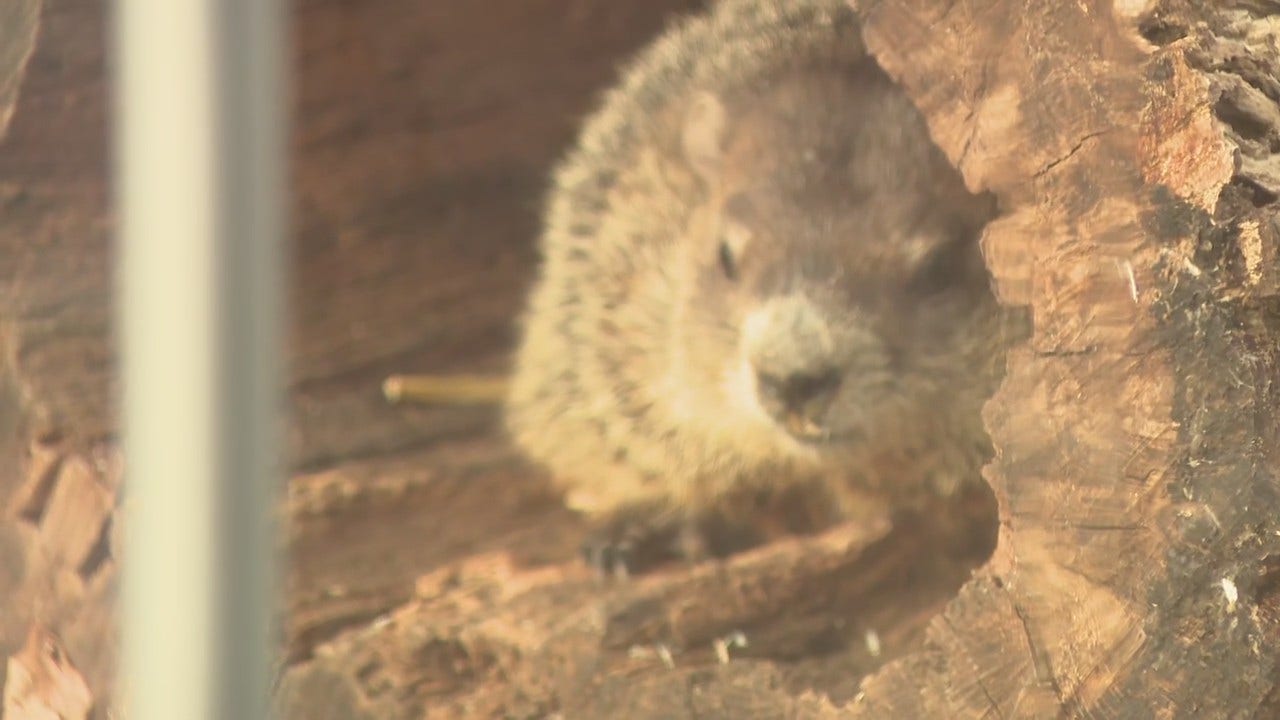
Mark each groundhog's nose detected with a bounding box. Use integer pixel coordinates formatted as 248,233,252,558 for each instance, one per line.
756,368,842,436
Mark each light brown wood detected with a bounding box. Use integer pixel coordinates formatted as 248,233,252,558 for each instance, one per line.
850,0,1280,715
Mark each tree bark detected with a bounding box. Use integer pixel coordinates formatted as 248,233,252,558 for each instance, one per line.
848,0,1280,715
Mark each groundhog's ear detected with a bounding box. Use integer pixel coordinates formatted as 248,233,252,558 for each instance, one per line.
682,90,727,181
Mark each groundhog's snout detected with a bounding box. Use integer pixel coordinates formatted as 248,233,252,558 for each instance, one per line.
743,294,862,441
756,368,842,437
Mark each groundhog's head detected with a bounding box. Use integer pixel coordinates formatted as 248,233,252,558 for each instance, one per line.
675,67,1000,459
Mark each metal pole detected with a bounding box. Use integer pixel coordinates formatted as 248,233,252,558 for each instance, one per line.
113,0,286,716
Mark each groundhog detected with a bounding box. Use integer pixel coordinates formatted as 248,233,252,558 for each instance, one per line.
505,0,1021,575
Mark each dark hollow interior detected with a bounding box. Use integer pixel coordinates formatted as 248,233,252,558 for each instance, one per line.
0,0,1008,714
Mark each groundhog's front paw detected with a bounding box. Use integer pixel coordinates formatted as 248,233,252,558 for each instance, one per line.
580,505,690,579
580,533,637,580
580,503,774,579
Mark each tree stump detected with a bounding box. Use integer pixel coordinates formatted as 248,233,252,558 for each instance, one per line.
849,0,1280,715
1,0,1278,718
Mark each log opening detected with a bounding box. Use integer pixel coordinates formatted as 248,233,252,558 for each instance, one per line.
1,0,1277,717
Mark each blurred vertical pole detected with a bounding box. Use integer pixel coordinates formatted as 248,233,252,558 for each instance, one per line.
113,0,286,715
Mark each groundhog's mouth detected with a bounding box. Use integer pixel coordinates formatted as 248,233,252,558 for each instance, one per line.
783,412,826,440
780,412,861,446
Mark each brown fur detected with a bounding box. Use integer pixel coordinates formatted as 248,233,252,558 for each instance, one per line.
505,0,1023,565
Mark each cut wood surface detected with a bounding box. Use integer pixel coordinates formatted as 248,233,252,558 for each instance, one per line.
2,0,1278,717
850,0,1280,715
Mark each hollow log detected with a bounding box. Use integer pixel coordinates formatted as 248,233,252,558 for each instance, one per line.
281,0,1280,716
851,0,1280,715
1,0,1278,718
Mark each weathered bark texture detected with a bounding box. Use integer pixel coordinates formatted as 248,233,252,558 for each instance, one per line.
848,0,1280,715
2,0,1278,718
0,0,120,716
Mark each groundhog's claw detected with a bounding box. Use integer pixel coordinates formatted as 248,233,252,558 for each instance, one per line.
580,505,692,578
581,536,634,580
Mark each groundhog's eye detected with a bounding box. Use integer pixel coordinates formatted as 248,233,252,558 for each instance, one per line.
718,241,737,281
908,240,968,296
